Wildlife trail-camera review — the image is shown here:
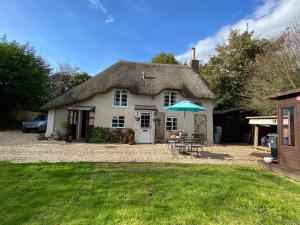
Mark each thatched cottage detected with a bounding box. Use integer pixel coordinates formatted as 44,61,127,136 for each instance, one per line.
42,49,215,144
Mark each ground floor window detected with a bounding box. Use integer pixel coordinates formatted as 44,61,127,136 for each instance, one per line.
112,116,125,128
166,117,177,131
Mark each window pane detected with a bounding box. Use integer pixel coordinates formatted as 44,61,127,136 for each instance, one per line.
112,116,125,128
164,94,170,107
282,107,295,146
166,117,177,131
141,114,150,128
173,118,177,130
114,90,128,107
170,92,176,105
113,90,121,106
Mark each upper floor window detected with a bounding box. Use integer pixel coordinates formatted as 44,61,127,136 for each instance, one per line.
163,91,177,107
113,89,128,107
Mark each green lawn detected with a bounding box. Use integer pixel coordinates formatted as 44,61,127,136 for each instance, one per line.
0,162,299,225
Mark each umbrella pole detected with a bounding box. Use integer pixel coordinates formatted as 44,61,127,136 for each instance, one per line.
183,111,186,132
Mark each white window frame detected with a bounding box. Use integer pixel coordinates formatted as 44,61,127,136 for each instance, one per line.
166,117,178,131
112,89,128,108
111,116,125,128
163,91,177,107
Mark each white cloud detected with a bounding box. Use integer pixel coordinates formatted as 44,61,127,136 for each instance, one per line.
88,0,107,13
105,15,114,23
176,0,300,63
88,0,114,24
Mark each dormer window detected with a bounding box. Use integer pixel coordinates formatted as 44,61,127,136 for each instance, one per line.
163,91,177,107
113,89,128,107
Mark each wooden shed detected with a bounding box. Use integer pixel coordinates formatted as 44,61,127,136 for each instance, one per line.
246,116,277,150
269,89,300,169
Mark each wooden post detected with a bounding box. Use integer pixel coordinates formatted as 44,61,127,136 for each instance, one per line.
254,125,259,147
287,111,291,146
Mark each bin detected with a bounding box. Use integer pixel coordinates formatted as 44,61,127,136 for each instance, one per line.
267,133,278,158
213,126,222,144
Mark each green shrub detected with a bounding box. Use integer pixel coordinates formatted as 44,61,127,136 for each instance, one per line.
89,127,109,143
37,133,49,140
89,127,134,144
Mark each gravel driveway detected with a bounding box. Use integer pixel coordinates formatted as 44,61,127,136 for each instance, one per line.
0,131,269,164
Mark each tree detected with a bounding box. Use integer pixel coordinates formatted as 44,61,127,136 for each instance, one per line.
201,29,269,110
151,51,179,64
50,63,90,97
0,35,51,113
245,20,300,115
69,72,91,87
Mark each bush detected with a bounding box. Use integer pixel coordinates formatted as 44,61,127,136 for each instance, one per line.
37,133,49,140
89,127,109,143
89,127,134,144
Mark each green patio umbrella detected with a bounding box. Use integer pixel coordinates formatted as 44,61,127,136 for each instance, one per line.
166,100,208,131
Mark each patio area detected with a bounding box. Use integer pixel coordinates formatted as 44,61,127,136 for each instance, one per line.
0,131,269,164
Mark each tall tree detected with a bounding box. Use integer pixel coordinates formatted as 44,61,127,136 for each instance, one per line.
245,20,300,115
0,35,51,113
50,63,90,97
69,72,91,87
151,51,179,64
201,29,269,110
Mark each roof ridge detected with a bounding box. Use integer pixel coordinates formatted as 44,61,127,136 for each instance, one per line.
118,60,189,68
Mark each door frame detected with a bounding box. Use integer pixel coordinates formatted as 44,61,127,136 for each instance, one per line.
134,110,155,144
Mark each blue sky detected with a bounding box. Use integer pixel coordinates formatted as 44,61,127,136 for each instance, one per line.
0,0,299,75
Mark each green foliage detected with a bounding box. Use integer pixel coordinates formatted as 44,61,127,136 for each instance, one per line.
60,120,69,129
50,63,90,97
151,51,179,64
245,21,300,115
89,127,110,143
89,127,132,143
0,162,300,224
201,29,269,110
69,72,91,87
37,133,49,140
0,35,51,112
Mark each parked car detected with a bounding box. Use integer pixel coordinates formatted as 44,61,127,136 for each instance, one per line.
22,114,48,133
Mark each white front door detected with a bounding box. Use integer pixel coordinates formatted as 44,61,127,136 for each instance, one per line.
135,111,154,143
139,113,151,143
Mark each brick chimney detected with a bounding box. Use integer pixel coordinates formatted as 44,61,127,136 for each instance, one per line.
188,47,200,74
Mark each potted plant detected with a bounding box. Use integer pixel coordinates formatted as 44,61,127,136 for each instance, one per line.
134,116,141,121
60,120,71,142
153,117,161,127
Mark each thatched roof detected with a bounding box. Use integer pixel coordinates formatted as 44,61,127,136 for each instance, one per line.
41,61,215,110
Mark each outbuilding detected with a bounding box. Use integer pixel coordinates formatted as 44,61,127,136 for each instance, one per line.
269,89,300,169
246,116,277,150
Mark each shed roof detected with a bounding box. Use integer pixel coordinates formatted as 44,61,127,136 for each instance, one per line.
268,88,300,100
246,116,278,125
41,61,215,110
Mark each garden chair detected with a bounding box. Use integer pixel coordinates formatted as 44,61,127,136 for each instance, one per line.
174,132,188,155
167,131,178,151
189,133,204,157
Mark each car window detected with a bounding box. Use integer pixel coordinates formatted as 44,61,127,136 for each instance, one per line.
33,115,47,120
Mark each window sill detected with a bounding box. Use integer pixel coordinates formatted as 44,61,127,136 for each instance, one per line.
112,105,128,109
